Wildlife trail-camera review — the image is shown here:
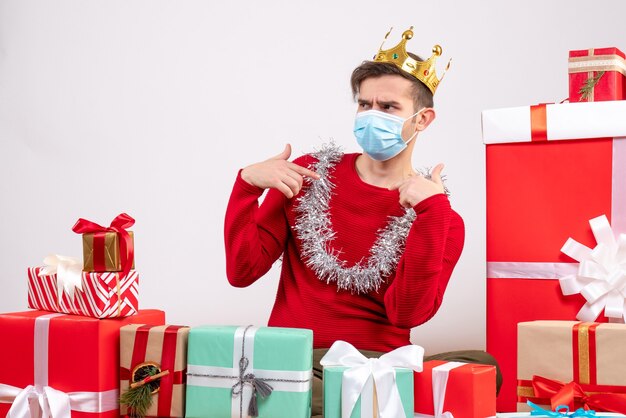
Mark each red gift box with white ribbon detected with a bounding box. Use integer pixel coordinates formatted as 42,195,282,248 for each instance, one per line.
0,310,165,418
482,100,626,411
413,360,496,418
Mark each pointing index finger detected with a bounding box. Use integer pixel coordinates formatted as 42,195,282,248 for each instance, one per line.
290,163,320,180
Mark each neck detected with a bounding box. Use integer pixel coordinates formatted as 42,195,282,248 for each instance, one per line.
355,152,415,189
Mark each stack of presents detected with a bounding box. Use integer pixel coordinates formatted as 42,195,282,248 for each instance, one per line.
0,215,495,417
485,47,626,416
1,46,625,418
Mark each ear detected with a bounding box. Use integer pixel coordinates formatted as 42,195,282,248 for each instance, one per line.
415,108,436,132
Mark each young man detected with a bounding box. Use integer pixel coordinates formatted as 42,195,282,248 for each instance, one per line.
224,27,499,416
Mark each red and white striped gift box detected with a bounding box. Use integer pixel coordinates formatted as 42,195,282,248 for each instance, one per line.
27,266,139,318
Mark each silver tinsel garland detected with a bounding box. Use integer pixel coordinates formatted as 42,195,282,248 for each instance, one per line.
293,143,418,294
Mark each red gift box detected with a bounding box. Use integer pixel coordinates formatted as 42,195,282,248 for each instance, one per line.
0,309,165,418
569,47,626,102
413,360,496,418
28,266,139,318
482,101,626,411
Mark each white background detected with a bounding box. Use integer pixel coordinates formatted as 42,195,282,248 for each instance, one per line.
1,0,624,355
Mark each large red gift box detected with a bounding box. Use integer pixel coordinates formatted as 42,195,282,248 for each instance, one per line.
0,309,165,418
413,360,496,417
569,47,626,102
482,100,626,411
28,266,139,318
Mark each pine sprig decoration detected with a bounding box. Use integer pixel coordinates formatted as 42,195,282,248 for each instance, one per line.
120,364,162,418
120,383,154,418
578,71,605,101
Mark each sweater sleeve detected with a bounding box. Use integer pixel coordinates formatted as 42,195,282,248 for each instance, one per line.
223,170,290,287
383,193,465,328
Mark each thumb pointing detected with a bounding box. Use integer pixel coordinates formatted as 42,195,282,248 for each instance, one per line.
273,143,292,161
431,163,444,184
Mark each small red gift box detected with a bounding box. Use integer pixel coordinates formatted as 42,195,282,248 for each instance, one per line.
569,47,626,102
482,101,626,411
28,266,139,318
0,309,165,418
72,213,135,274
413,360,496,418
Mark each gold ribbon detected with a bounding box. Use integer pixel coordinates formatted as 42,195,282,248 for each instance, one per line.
116,275,122,317
568,53,626,76
577,323,591,385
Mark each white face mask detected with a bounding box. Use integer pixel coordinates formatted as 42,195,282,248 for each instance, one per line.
353,109,422,161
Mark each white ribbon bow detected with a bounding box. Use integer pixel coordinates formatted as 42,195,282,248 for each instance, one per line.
38,255,84,300
560,215,626,322
320,340,424,418
0,384,119,418
2,384,71,418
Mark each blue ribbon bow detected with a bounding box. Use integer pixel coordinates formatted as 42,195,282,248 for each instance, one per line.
528,401,597,417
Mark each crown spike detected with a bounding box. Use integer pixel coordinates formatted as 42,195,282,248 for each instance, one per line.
372,27,450,95
379,27,393,51
402,27,414,40
438,58,452,84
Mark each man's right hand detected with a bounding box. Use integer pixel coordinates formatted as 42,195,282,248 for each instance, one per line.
241,144,320,199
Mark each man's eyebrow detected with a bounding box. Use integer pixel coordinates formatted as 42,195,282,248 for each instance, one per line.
377,99,401,107
357,98,372,104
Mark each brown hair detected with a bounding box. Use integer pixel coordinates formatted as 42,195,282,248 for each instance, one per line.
350,52,434,111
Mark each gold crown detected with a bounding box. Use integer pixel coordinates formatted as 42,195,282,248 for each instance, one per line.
373,27,451,95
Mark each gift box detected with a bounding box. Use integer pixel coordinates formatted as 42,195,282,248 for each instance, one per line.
120,324,190,418
0,309,165,418
320,341,422,418
482,100,626,411
185,325,313,418
517,321,626,414
81,231,135,272
413,360,496,418
497,412,626,417
323,367,413,418
28,266,139,318
569,47,626,102
72,213,135,273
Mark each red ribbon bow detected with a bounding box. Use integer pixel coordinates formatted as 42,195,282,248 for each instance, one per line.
532,375,626,414
72,213,135,281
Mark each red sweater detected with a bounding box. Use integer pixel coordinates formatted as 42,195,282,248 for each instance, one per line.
224,152,465,352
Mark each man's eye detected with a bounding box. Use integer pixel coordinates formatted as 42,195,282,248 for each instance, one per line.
383,104,393,110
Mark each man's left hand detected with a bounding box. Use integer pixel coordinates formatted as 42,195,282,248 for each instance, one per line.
389,163,445,208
